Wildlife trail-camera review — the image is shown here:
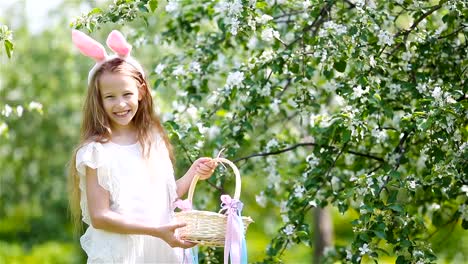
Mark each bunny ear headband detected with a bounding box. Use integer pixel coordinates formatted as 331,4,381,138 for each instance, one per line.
72,29,145,85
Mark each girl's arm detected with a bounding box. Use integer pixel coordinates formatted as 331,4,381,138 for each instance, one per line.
85,167,194,248
176,158,217,198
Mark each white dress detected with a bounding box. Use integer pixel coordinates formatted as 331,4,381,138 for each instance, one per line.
76,135,184,263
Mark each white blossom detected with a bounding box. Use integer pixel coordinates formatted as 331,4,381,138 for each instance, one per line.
226,71,245,88
255,192,267,207
359,243,371,255
303,0,312,9
280,201,288,213
186,105,198,119
154,63,166,75
294,185,305,198
165,0,180,13
387,152,400,167
416,83,427,94
270,99,281,114
284,224,295,235
247,37,258,50
372,128,387,143
346,249,352,259
0,122,7,135
352,0,365,7
259,48,275,62
256,14,273,24
266,138,279,151
409,180,416,189
389,83,401,95
352,85,369,99
189,61,201,73
247,16,256,31
259,82,271,96
460,204,468,221
227,0,243,16
306,153,320,167
261,27,279,42
461,185,468,196
208,125,220,139
2,104,12,117
232,125,241,134
215,0,243,35
172,65,186,76
402,50,412,61
320,21,348,37
369,55,376,67
229,17,240,35
16,106,23,117
377,30,394,46
431,86,442,100
29,101,43,111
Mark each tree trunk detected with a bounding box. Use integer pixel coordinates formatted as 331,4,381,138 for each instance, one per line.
313,207,333,264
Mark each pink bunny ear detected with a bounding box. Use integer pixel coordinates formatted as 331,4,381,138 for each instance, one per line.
72,29,107,62
106,30,132,57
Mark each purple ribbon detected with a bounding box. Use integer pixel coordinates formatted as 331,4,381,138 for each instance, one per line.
220,195,245,264
175,199,193,211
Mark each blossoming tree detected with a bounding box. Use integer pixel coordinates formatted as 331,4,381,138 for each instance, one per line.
72,0,467,263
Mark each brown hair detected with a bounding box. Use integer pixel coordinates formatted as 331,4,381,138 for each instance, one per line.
68,58,174,234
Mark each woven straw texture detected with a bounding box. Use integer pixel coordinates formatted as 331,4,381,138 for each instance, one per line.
174,158,253,247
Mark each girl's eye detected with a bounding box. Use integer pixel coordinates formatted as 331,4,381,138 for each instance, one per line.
124,93,132,96
105,96,114,99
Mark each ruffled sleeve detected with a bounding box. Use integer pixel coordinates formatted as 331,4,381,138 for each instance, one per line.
76,141,115,224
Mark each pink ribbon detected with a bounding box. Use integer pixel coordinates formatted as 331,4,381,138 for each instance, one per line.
175,199,193,211
220,195,245,264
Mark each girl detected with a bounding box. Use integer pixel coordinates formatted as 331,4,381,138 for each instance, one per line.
68,29,217,263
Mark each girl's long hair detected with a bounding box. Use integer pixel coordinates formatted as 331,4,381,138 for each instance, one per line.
68,58,174,234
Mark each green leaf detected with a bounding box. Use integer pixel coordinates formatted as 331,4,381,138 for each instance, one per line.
462,219,468,230
373,230,386,239
333,60,347,73
256,2,268,9
4,39,13,58
88,7,102,15
388,204,403,213
373,93,381,101
149,0,158,12
396,256,408,264
342,129,351,143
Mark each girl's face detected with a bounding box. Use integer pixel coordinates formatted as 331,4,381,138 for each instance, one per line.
99,72,142,130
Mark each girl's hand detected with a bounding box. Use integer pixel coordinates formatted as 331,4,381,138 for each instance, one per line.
191,157,218,180
154,222,197,249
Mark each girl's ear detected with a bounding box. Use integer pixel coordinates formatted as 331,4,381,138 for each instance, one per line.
72,30,108,62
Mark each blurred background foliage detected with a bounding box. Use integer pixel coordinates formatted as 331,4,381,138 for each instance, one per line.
0,0,467,263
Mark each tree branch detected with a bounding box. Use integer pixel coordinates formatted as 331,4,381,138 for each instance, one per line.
437,24,467,40
325,143,347,178
389,2,447,55
378,130,413,195
286,1,334,48
233,142,384,163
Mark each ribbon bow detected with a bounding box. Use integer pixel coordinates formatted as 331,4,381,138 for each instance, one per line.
220,195,247,264
174,199,193,211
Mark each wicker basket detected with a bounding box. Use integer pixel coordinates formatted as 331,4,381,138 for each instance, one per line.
174,158,254,247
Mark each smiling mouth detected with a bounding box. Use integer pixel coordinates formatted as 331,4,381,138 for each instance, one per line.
114,110,131,117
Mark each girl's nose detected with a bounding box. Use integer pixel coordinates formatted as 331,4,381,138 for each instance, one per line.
118,100,126,107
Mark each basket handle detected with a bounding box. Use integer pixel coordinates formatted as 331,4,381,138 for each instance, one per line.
187,157,241,203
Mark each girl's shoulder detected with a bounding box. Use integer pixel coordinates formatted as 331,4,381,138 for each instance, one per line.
76,137,110,156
